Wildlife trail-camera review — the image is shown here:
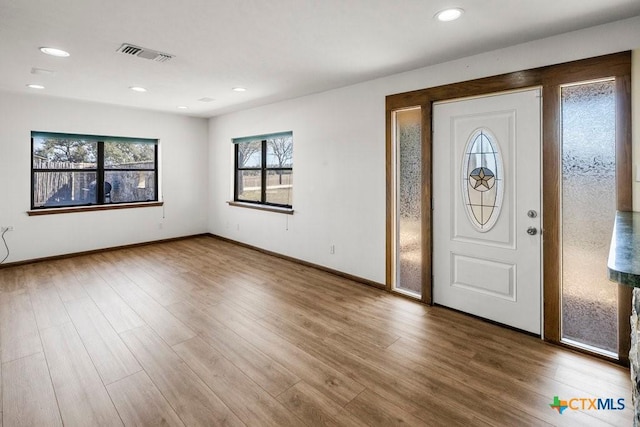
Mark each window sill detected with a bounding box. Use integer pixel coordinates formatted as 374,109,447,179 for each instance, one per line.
227,201,294,215
27,201,164,216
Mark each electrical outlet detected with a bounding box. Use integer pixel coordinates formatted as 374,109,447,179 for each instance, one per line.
330,244,335,254
1,226,14,232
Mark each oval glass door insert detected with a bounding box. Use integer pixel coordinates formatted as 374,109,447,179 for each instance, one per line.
461,128,504,232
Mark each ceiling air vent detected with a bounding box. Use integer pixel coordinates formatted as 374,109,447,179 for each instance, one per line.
116,43,174,63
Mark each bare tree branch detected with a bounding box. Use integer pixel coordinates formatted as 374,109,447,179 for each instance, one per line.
237,141,261,167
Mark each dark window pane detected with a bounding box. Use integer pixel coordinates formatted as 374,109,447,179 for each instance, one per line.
267,136,293,167
33,137,97,169
33,171,97,207
237,170,261,202
266,170,292,206
105,142,155,169
237,141,262,168
105,171,156,203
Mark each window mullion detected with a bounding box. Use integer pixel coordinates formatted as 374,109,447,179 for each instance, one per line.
261,139,267,203
154,141,159,202
234,144,239,201
97,141,105,204
30,137,35,210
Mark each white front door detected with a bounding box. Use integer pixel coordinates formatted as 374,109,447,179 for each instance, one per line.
432,89,542,334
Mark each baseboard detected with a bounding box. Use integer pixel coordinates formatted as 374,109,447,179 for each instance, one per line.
206,233,385,290
0,234,209,269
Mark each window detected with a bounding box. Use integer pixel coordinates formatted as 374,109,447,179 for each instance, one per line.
234,132,293,208
560,79,618,355
31,132,158,209
461,128,504,232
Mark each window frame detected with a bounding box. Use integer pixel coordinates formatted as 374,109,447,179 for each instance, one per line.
233,132,293,209
30,131,159,210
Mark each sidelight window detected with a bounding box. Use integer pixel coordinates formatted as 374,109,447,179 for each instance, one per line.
560,79,617,355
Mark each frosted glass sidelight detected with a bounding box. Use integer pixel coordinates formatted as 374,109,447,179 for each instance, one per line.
395,108,422,296
561,80,617,354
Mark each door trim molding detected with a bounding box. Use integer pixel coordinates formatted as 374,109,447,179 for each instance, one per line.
385,51,632,362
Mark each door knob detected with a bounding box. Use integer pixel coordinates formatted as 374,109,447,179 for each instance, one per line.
526,227,538,236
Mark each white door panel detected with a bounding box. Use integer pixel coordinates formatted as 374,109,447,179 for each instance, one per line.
451,111,515,249
433,89,541,334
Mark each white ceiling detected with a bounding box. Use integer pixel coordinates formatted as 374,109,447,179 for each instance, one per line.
1,0,639,118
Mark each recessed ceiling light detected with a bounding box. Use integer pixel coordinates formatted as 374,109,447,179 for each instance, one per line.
26,84,45,89
177,106,188,109
435,8,464,22
129,86,147,92
232,87,247,92
39,47,70,57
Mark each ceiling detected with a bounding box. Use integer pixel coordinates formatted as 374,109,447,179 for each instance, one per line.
1,1,639,118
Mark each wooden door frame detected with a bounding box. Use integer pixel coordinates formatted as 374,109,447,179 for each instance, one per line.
385,51,632,363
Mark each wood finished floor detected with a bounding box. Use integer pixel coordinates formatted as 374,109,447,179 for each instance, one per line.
0,236,632,426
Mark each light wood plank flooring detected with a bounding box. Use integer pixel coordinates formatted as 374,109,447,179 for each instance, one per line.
0,236,633,426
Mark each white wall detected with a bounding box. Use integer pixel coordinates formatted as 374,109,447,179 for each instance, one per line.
0,92,209,262
209,85,384,282
209,16,640,284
